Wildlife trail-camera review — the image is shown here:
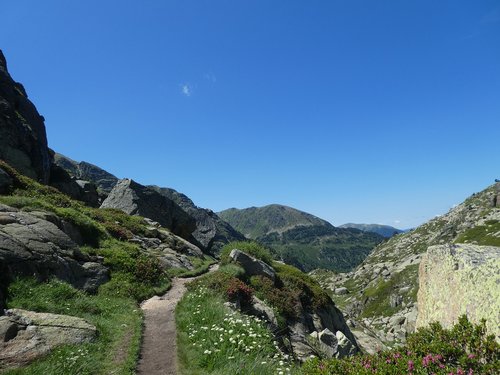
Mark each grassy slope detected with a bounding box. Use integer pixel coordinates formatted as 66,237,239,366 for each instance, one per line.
0,160,209,374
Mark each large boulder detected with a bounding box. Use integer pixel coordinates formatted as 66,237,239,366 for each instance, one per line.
151,186,246,254
229,249,275,281
0,309,96,371
0,50,50,183
417,244,500,340
101,179,196,241
0,204,109,301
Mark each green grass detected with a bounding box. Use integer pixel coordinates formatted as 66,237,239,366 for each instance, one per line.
219,241,274,266
455,219,500,247
3,278,142,375
166,256,216,278
176,286,299,375
360,264,419,318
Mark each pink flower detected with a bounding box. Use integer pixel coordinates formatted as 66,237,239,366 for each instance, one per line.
408,360,415,372
467,354,475,359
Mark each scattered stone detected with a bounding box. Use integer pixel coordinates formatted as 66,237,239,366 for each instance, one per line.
318,328,338,358
334,287,349,295
336,330,357,357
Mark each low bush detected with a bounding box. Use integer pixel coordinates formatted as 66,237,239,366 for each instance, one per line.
302,315,500,374
274,262,330,310
188,271,254,305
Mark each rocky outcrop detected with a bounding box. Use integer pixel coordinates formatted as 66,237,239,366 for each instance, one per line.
0,204,109,304
52,152,118,196
417,244,500,340
101,179,196,241
0,309,96,370
152,186,246,254
130,220,204,270
0,50,50,183
49,163,99,207
229,249,275,281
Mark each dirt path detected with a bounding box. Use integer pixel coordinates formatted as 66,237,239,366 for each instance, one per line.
137,265,217,375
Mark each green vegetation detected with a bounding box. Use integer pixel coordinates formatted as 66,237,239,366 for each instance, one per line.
262,225,383,273
220,240,274,265
219,205,384,273
360,264,419,318
302,315,500,374
455,220,500,247
4,278,142,375
166,256,217,278
176,286,298,375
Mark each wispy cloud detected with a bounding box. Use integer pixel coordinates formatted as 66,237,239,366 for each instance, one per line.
394,220,401,224
204,72,217,83
180,83,192,97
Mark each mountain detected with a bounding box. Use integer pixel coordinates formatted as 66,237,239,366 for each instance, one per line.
219,204,330,238
219,204,384,272
339,223,404,238
311,182,500,349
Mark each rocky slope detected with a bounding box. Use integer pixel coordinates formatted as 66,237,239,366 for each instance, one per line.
311,182,500,350
219,204,384,272
0,50,50,184
53,152,119,196
339,223,405,238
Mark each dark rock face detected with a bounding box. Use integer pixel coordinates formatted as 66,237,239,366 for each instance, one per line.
48,163,99,207
0,50,50,183
52,152,118,196
101,179,196,241
0,167,13,194
0,204,109,308
152,186,246,254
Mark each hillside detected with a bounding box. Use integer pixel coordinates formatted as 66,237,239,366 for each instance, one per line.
339,223,404,238
219,205,384,272
218,204,330,238
311,182,500,348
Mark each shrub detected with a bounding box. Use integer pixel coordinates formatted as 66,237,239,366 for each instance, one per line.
274,262,330,310
219,264,246,279
249,275,300,319
219,241,274,266
302,315,500,374
188,271,254,305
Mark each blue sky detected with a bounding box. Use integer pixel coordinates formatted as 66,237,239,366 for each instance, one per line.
1,1,499,228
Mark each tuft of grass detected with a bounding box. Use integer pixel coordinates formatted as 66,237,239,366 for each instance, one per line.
455,220,500,247
360,264,419,318
219,241,274,266
176,286,299,375
166,256,216,278
4,278,143,375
